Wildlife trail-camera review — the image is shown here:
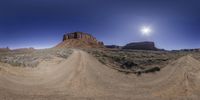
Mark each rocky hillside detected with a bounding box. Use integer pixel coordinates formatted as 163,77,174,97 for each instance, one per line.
56,32,104,48
0,47,10,52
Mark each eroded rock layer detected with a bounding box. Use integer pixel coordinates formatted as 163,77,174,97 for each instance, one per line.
56,32,104,48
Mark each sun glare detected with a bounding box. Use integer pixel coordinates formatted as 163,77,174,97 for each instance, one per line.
141,26,152,36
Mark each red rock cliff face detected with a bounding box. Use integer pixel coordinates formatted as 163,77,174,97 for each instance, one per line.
56,32,104,48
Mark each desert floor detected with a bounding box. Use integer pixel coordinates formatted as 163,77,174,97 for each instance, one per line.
0,49,200,100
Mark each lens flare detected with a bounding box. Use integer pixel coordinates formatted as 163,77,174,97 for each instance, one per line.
141,26,152,36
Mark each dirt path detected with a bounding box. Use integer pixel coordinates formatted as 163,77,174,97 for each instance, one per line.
0,49,199,100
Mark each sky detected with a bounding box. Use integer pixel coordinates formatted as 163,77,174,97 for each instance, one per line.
0,0,200,50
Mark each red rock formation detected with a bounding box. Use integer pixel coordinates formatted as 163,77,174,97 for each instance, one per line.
56,32,104,48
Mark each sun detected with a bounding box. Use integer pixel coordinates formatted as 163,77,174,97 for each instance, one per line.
141,26,152,36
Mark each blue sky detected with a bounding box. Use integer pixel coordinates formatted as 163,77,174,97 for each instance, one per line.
0,0,200,50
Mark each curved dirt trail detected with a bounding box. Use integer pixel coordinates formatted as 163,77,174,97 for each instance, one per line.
0,50,200,100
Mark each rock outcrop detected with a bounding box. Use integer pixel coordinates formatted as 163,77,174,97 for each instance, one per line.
56,32,104,48
122,41,157,50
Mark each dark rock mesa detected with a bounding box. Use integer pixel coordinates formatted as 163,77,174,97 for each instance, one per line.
122,41,157,50
105,45,122,49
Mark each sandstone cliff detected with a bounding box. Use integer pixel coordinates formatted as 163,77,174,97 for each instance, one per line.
56,32,104,48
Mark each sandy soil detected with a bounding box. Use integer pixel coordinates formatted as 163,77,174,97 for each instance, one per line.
0,49,199,100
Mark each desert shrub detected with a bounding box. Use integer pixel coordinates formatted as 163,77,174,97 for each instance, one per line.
143,67,160,73
85,49,187,75
120,61,138,69
56,49,72,58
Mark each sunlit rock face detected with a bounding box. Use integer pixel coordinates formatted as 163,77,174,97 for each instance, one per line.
56,32,104,48
122,41,157,50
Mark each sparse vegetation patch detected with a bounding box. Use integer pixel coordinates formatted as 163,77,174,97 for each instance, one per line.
0,48,72,67
86,49,190,74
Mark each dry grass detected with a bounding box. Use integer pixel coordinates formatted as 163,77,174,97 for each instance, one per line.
0,48,72,67
86,49,193,74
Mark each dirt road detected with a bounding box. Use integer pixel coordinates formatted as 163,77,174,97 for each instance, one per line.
0,50,200,100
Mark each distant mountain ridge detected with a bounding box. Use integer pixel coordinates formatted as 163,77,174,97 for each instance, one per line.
55,32,165,50
0,47,10,52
